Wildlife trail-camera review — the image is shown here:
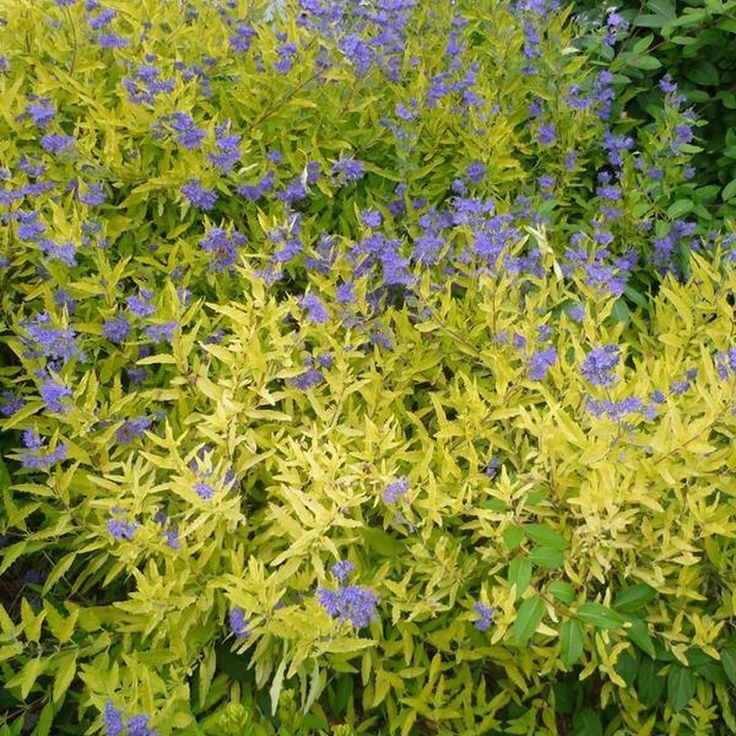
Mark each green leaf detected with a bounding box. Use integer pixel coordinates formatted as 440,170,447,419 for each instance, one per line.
647,0,675,18
632,34,654,53
508,556,532,600
528,546,564,569
302,660,321,714
613,584,657,613
513,596,545,645
627,620,656,658
572,708,603,736
503,525,525,550
721,648,736,686
270,657,288,716
53,653,77,703
722,178,736,201
638,658,666,706
522,524,569,550
667,199,693,219
576,603,624,630
633,14,668,29
560,620,584,667
685,62,720,86
629,54,662,70
610,298,631,324
667,664,695,712
615,650,640,686
547,581,575,604
0,458,10,491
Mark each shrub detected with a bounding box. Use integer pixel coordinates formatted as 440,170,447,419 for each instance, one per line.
1,0,736,734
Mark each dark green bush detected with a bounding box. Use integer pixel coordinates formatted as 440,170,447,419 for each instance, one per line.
575,0,736,222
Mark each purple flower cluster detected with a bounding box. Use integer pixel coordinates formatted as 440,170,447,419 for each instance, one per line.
103,702,156,736
208,123,241,173
182,179,217,210
382,476,409,503
229,607,250,639
473,602,495,632
115,417,152,445
18,430,67,470
317,584,378,629
332,157,365,184
331,560,355,582
580,344,620,387
300,293,330,323
40,377,72,413
107,517,138,541
199,227,246,271
528,347,557,381
22,313,81,364
163,112,205,150
103,314,131,344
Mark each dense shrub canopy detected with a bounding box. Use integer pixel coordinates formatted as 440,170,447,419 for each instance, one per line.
1,1,736,735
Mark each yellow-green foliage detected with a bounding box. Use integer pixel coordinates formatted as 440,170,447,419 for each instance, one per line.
1,0,736,735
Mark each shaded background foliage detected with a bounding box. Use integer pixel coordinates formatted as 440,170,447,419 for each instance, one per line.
575,0,736,219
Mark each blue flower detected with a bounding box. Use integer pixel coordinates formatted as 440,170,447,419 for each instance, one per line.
107,518,138,541
115,417,152,444
473,602,495,632
317,585,378,629
104,701,124,736
229,607,250,639
79,182,106,205
194,481,214,500
300,293,329,323
165,112,205,150
466,160,486,184
40,133,75,153
144,322,177,344
40,377,72,413
26,98,55,128
331,560,354,582
289,367,324,390
382,477,409,503
528,347,557,381
199,227,246,271
126,713,156,736
97,32,130,48
332,157,365,184
182,179,217,210
580,345,620,387
127,289,155,318
103,315,131,344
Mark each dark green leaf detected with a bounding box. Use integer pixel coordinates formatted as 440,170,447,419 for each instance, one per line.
627,620,656,658
548,580,575,604
560,620,584,667
613,584,656,613
685,62,720,86
615,650,640,686
722,178,736,201
528,546,565,569
629,54,662,70
513,596,546,644
522,524,569,550
667,665,695,712
638,658,666,707
508,556,532,600
572,708,603,736
503,525,525,550
667,199,693,219
577,603,624,630
721,649,736,686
